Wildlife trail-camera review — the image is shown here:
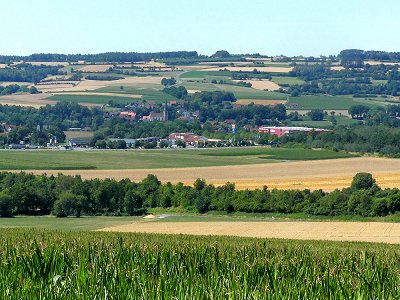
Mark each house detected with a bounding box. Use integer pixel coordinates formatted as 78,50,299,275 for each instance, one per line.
168,133,208,145
119,111,137,120
258,126,332,137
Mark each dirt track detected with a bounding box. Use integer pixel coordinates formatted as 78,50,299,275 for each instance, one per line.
99,221,400,244
28,157,400,191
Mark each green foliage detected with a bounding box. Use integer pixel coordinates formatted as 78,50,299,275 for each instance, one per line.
53,192,86,217
307,109,324,121
0,171,399,218
351,172,377,190
0,192,14,217
1,229,400,298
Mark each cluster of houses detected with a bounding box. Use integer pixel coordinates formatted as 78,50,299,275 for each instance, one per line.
106,100,198,122
109,133,225,148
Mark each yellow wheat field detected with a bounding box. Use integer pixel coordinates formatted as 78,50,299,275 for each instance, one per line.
0,94,56,108
25,158,400,191
233,79,281,91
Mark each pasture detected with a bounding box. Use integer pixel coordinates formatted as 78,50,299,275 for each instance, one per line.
287,95,380,110
0,228,400,298
271,76,305,85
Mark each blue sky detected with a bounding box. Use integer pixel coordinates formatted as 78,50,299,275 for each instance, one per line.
2,0,399,56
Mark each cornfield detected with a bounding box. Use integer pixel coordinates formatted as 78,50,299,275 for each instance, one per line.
0,229,399,299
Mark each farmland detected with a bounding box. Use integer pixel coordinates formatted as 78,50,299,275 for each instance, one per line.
1,228,400,299
287,95,379,110
48,94,135,105
0,147,354,170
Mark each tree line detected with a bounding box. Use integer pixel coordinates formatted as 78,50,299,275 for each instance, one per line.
0,63,63,83
0,172,398,219
0,52,199,64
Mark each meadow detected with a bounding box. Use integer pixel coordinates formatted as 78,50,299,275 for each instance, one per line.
271,76,305,85
287,95,379,110
48,94,135,105
0,228,399,299
0,148,355,170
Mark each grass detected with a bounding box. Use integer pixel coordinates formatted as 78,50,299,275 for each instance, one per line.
287,95,381,110
1,228,400,298
95,86,175,102
182,81,287,100
0,147,356,170
180,70,232,78
271,76,305,85
201,147,355,160
48,94,135,105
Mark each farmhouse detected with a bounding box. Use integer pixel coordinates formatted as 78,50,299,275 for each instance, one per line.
259,126,331,137
119,111,137,120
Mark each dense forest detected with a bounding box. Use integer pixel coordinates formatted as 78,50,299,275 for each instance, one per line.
0,172,397,219
0,63,62,83
0,51,199,64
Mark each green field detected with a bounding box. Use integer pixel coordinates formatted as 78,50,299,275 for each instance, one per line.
0,228,399,299
271,76,305,85
287,95,380,110
95,86,175,102
182,81,287,100
48,94,135,105
180,70,232,78
0,148,355,170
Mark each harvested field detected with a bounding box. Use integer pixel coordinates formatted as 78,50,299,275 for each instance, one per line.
53,92,142,99
27,157,400,191
26,61,69,66
245,57,272,61
233,79,280,91
75,64,113,72
99,221,400,244
198,61,250,66
36,76,162,92
236,99,287,106
205,66,293,73
0,94,55,108
365,60,400,66
287,109,351,117
1,81,31,86
330,66,345,71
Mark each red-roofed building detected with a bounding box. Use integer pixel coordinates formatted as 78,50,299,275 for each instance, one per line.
119,111,137,120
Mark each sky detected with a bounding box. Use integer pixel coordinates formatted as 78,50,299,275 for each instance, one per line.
1,0,400,56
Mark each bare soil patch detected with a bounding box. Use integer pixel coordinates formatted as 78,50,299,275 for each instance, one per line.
27,158,400,191
99,221,400,244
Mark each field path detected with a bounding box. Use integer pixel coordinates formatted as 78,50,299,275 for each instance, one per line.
99,221,400,244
